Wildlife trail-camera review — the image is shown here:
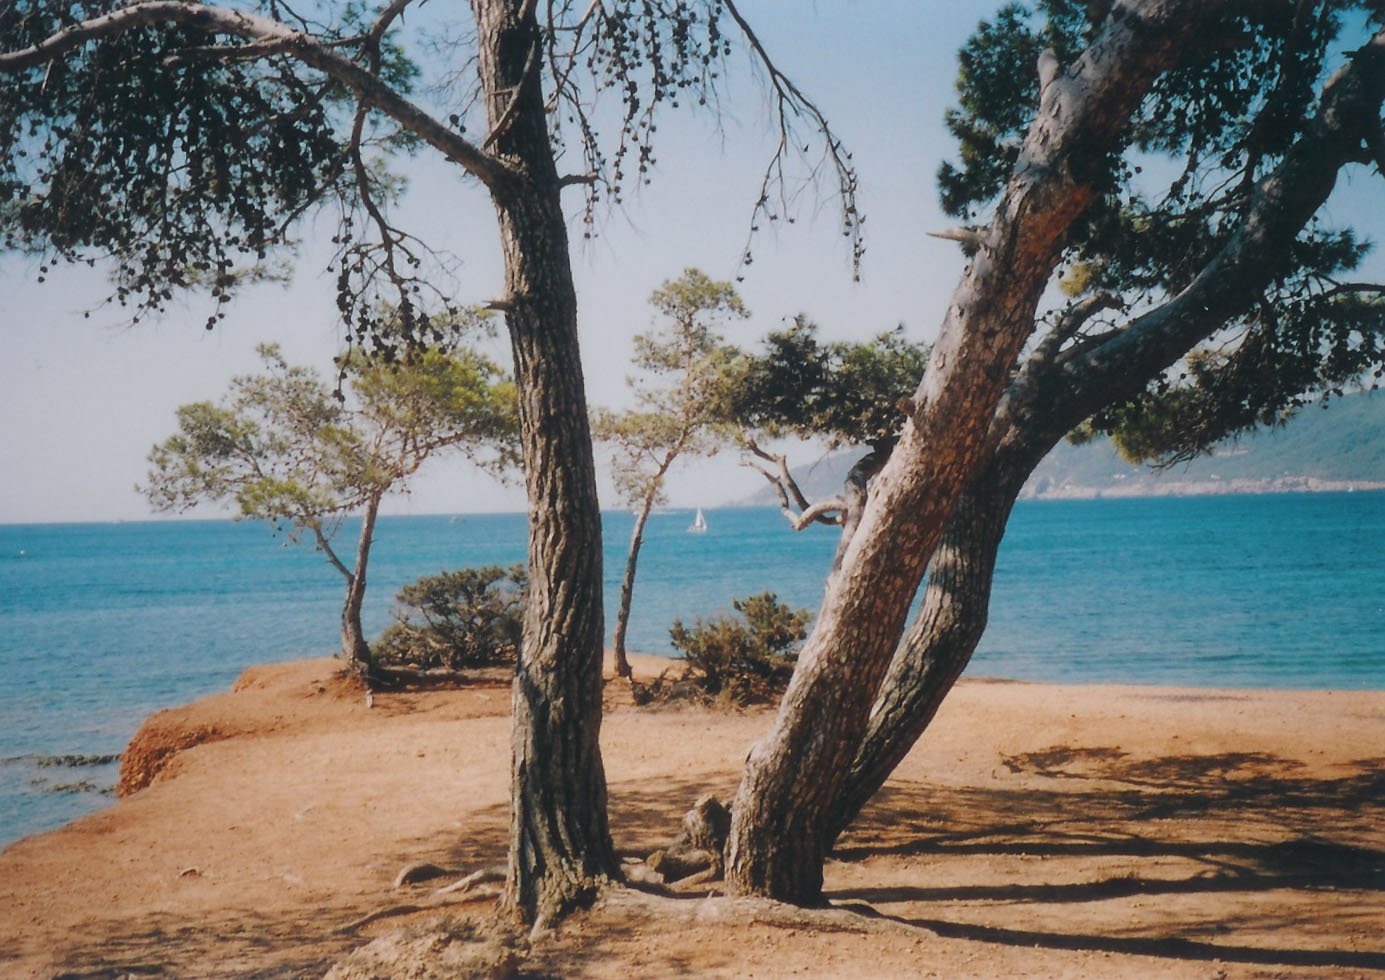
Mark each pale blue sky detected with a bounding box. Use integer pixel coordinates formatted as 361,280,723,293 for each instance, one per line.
1,3,990,524
3,4,1381,524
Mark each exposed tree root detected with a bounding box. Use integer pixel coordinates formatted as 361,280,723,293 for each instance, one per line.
593,884,933,939
329,880,931,979
337,865,507,934
645,794,731,883
435,868,506,895
337,903,430,935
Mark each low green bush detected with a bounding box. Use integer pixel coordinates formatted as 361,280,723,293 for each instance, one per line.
374,564,526,670
649,592,811,706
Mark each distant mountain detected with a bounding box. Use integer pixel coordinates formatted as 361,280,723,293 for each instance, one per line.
730,392,1385,505
1026,392,1385,498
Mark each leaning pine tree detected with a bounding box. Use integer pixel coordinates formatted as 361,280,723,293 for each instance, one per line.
827,0,1385,847
724,0,1385,903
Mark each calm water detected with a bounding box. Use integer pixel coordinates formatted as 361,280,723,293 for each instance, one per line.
2,494,1383,847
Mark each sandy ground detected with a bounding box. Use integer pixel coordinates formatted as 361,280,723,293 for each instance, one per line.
0,654,1381,979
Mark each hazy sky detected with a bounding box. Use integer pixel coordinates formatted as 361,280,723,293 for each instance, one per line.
0,3,996,524
4,4,1380,524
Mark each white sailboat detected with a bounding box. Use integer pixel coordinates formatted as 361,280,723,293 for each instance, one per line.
688,507,708,534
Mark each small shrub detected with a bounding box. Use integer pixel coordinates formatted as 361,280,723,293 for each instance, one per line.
652,592,811,706
374,564,526,670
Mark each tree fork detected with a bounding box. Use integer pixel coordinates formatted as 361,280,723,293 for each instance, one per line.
823,21,1385,847
824,443,1037,844
724,0,1230,903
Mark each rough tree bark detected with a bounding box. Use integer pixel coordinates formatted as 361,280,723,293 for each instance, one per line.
725,0,1230,904
471,0,619,926
824,23,1385,846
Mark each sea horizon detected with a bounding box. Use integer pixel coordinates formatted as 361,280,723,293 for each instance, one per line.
8,480,1385,528
3,492,1383,847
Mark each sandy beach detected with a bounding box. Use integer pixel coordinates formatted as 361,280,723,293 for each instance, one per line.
0,654,1381,979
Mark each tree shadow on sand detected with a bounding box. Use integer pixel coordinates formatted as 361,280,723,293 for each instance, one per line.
375,754,1385,975
41,911,347,979
830,749,1385,971
40,748,1381,976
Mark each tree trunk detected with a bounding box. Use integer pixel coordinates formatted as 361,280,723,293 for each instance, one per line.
825,440,1038,843
612,490,657,679
723,2,1225,904
340,493,382,677
829,441,893,571
820,26,1385,846
471,0,618,927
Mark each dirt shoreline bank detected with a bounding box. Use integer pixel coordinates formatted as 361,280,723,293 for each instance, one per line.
1,655,1381,978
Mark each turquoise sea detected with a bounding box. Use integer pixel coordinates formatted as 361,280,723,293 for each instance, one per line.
2,494,1383,848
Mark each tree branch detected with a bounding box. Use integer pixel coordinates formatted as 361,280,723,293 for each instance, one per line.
162,37,297,64
558,171,599,188
1023,291,1125,370
741,441,844,530
308,519,355,582
742,439,811,512
1051,291,1122,348
1054,326,1124,366
927,226,985,248
1320,281,1385,299
366,0,418,52
542,0,599,113
743,457,846,530
721,0,863,274
1048,23,1385,421
350,106,403,276
1365,116,1385,173
0,1,517,190
793,497,848,530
